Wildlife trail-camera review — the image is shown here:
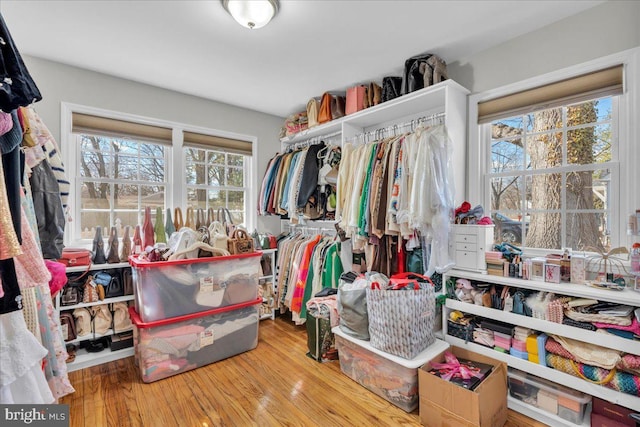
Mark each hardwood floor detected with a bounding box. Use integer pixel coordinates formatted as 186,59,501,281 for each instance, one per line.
61,314,548,427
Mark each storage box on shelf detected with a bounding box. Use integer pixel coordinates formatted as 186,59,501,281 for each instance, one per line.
55,262,136,372
508,368,591,425
419,346,508,427
129,298,261,383
443,268,640,413
332,326,449,412
129,252,262,322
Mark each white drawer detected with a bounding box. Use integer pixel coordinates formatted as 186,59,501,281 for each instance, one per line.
455,233,478,244
455,242,477,252
455,250,478,270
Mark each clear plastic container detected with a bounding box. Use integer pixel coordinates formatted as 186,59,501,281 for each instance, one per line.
130,252,261,322
508,368,591,424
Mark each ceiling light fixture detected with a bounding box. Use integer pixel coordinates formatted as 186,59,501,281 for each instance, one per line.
221,0,279,30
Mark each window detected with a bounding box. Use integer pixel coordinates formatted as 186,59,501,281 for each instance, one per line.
184,147,249,224
487,96,617,251
65,107,255,244
76,134,167,239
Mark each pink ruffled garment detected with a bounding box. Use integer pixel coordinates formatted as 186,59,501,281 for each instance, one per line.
44,261,67,297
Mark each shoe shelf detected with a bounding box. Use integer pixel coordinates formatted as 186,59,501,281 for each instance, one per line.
445,335,640,411
445,299,640,355
67,347,134,373
58,294,135,311
65,326,133,346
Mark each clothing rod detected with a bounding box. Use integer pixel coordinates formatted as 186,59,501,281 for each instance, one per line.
286,131,342,151
345,112,446,144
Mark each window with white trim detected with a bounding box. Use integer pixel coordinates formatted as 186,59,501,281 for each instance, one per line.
66,107,254,244
486,96,617,251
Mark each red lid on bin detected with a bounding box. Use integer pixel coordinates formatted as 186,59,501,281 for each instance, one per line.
128,297,262,328
128,251,262,268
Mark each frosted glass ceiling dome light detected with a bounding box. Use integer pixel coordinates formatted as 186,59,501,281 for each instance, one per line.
222,0,279,29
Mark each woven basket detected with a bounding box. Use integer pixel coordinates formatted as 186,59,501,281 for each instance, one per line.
366,286,435,359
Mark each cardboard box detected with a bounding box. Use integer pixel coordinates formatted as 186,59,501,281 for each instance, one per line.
419,346,508,427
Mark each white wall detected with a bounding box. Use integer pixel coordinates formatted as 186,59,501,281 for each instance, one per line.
448,1,640,94
23,55,283,233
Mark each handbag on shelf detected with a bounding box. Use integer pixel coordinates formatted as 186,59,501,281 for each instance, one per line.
318,93,345,124
132,225,143,255
59,312,76,342
217,208,236,236
185,207,196,230
121,269,133,295
106,226,120,264
61,284,82,306
83,276,100,303
367,82,382,107
165,208,176,238
142,206,155,248
227,228,255,255
173,207,184,230
154,207,166,243
196,208,205,230
94,271,124,298
120,225,132,262
346,85,366,115
57,248,92,267
381,76,402,103
209,221,229,251
91,226,107,265
307,97,321,128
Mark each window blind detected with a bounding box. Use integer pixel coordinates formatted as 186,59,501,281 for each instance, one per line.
183,131,252,156
71,113,173,144
477,65,624,123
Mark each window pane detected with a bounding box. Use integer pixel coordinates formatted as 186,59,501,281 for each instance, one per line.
81,136,111,152
81,182,111,209
139,156,165,182
491,140,524,172
227,167,244,187
186,163,206,185
187,188,207,209
492,212,526,245
208,166,225,186
208,189,227,208
114,211,139,230
567,100,598,127
208,151,225,165
526,132,562,169
139,142,164,158
228,191,245,223
227,154,244,167
114,184,138,209
490,176,523,212
140,185,165,210
80,217,111,240
185,148,205,163
526,173,562,211
567,125,611,165
81,152,114,178
115,140,138,155
115,155,138,180
566,168,611,210
525,212,561,250
527,107,562,131
566,212,609,252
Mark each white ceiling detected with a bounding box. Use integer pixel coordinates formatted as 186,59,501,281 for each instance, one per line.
1,0,603,118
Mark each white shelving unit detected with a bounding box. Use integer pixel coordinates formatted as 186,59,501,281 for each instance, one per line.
443,268,640,414
259,248,277,320
56,262,135,371
507,396,591,427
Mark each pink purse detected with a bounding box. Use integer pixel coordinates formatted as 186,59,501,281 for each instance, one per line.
346,85,366,115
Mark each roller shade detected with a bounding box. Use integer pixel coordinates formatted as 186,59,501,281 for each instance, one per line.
183,131,252,156
478,65,624,123
72,113,173,144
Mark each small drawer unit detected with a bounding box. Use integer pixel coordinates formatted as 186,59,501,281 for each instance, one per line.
452,225,494,273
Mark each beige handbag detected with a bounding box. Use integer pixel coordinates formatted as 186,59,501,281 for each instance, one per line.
113,302,132,332
307,97,320,128
208,221,229,251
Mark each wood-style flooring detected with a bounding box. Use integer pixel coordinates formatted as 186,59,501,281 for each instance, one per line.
61,313,548,427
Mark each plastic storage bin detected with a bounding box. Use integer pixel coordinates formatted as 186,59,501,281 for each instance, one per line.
129,298,260,383
332,326,449,412
508,368,591,424
130,252,261,322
